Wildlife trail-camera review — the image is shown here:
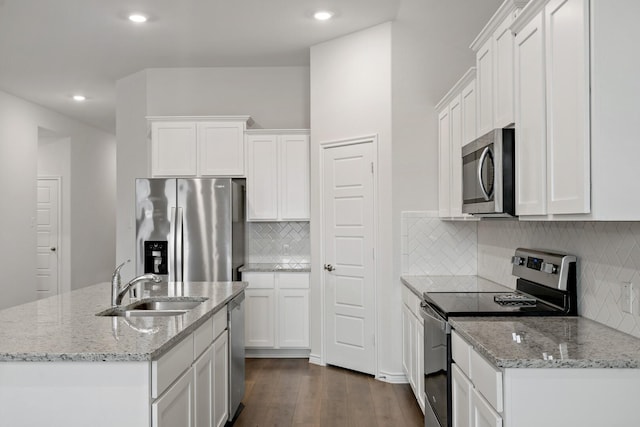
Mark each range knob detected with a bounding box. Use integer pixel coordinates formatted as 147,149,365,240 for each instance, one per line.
541,262,558,274
511,256,525,266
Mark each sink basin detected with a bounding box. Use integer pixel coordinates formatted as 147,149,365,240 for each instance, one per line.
129,300,204,311
96,297,208,317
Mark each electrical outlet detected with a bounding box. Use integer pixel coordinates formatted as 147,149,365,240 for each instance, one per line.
622,282,634,314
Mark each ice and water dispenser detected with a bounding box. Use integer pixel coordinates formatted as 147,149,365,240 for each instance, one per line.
143,241,168,275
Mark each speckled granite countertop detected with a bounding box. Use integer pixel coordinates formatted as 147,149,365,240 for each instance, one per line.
0,281,246,362
450,316,640,369
239,263,311,273
401,275,512,297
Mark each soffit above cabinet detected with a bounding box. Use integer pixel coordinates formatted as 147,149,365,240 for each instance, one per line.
435,67,476,112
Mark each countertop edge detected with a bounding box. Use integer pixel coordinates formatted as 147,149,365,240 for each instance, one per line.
0,283,247,363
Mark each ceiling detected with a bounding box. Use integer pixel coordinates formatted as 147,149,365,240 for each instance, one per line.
0,0,401,133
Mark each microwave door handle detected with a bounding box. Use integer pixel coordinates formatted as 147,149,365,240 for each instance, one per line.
477,146,492,201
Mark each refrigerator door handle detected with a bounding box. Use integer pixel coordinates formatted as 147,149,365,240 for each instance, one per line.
169,207,176,283
175,207,184,282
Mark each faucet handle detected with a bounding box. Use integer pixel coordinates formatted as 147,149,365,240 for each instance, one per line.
112,260,131,286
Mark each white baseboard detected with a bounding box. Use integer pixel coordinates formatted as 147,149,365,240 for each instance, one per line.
377,370,409,384
308,353,324,366
245,348,310,358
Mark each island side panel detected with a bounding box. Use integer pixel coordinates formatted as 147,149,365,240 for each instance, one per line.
0,361,150,427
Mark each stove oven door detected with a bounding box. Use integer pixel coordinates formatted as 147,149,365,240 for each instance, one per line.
420,302,451,427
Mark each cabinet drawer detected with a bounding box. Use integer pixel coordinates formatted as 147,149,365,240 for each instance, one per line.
243,272,274,289
194,317,214,359
152,334,195,399
277,272,309,289
212,308,227,340
451,330,472,379
470,349,503,412
402,286,421,317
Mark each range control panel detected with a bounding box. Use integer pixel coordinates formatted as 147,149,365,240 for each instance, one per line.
511,248,576,291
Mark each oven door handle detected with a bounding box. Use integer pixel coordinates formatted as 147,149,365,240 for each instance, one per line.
420,302,450,333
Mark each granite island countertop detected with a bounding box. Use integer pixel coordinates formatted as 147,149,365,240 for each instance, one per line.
450,316,640,369
401,275,512,297
239,263,311,273
0,281,246,362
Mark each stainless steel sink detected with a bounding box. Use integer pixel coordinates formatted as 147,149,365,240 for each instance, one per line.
96,297,208,317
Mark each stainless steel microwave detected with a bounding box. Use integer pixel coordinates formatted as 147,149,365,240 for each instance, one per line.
461,128,515,216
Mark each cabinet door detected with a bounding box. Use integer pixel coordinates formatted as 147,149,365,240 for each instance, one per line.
152,367,194,427
280,134,310,220
415,316,425,411
278,289,309,348
515,12,547,216
213,331,229,427
246,135,279,220
193,347,213,427
545,0,590,214
438,107,451,218
461,80,477,146
452,363,473,427
470,388,502,427
152,122,197,176
476,39,494,136
244,289,275,347
493,14,515,128
198,121,245,176
449,95,463,217
402,304,415,390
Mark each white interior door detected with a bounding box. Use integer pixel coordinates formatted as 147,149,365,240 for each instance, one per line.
322,141,376,375
36,178,60,299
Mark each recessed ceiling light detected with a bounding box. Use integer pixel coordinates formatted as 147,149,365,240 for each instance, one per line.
314,11,334,21
128,13,148,23
72,95,86,102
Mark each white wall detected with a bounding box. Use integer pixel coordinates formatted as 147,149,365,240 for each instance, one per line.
115,67,310,278
310,23,394,376
0,90,116,308
387,0,503,373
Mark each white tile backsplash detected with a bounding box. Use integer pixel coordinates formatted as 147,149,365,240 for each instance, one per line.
401,211,477,275
477,220,640,339
246,222,310,264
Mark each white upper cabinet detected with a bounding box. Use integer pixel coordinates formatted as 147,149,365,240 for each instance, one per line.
197,121,246,176
246,130,310,222
436,68,477,220
514,11,547,216
151,122,198,176
149,116,250,177
471,0,529,134
512,0,590,216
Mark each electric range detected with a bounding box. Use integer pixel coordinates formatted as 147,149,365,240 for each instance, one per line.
420,248,578,427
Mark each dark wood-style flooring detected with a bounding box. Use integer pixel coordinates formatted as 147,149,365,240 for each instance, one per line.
233,358,424,427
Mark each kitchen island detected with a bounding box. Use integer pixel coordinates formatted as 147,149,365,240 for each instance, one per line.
0,281,246,427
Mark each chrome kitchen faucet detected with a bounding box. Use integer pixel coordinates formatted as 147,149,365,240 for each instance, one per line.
111,260,162,307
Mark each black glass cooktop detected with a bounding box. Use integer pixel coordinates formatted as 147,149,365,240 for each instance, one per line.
424,292,566,319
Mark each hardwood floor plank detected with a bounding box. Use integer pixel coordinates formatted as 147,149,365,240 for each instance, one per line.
234,358,424,427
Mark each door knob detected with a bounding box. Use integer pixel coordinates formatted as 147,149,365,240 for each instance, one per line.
50,247,57,252
324,264,335,272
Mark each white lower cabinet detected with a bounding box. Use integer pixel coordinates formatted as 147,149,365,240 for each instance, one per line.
212,331,229,427
153,366,195,427
243,272,310,351
452,363,473,427
401,285,425,412
154,308,230,427
471,388,502,427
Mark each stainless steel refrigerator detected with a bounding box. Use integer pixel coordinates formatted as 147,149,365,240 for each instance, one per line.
135,178,245,282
